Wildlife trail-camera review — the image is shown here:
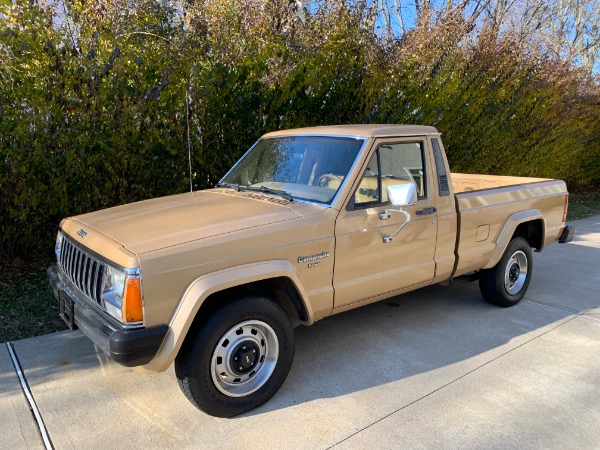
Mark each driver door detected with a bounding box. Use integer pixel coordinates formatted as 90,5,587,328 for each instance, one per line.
333,138,438,309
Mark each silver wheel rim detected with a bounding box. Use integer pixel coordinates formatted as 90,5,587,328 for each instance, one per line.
210,320,279,398
504,250,528,295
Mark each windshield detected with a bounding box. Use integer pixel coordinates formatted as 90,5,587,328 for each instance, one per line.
220,136,365,204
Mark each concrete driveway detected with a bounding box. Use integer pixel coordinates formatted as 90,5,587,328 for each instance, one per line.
2,215,599,449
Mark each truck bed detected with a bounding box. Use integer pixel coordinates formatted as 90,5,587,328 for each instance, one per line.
451,173,568,277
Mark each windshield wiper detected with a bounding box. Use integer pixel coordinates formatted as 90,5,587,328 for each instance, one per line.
215,182,241,191
245,186,294,201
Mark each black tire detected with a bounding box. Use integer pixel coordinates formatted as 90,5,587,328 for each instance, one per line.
175,296,295,418
479,237,533,307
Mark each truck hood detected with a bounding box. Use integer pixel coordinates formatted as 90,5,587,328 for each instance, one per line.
71,190,324,254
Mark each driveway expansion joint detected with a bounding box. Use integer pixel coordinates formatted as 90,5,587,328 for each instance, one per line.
523,299,581,315
5,342,54,450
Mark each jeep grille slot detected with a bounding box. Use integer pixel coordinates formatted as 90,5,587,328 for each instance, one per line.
58,238,105,305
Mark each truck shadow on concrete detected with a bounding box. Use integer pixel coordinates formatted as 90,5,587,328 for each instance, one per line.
244,281,582,417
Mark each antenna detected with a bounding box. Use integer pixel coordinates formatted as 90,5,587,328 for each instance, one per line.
186,91,193,192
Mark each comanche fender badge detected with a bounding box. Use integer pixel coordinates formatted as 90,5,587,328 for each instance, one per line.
297,251,330,264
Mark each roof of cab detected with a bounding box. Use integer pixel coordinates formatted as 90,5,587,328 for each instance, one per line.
262,124,439,138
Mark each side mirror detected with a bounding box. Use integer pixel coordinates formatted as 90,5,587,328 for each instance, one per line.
379,183,417,243
387,183,417,207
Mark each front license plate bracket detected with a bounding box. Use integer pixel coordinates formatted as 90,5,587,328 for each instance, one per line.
59,291,78,331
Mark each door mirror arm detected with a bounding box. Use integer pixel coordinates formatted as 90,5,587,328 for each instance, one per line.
380,183,417,243
382,208,411,243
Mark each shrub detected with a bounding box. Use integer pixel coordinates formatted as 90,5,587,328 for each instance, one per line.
0,0,598,259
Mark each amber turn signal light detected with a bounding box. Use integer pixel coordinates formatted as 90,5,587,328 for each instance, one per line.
122,278,143,323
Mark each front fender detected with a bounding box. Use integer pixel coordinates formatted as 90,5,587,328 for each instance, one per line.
136,260,312,373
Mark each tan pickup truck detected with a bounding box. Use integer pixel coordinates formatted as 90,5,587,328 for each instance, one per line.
48,125,574,417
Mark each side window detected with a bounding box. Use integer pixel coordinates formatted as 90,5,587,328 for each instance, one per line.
379,142,426,202
353,141,426,209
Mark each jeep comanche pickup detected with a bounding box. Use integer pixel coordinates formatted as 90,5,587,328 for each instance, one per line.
48,125,574,417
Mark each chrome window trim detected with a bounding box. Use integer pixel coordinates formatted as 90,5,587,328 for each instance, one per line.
369,132,441,138
217,134,369,208
261,134,369,140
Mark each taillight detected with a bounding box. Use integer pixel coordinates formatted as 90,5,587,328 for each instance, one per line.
562,194,569,223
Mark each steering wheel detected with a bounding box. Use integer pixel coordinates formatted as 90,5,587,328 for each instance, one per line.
381,168,416,186
317,174,344,187
402,167,417,186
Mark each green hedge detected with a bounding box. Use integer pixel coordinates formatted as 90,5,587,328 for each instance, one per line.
1,0,598,258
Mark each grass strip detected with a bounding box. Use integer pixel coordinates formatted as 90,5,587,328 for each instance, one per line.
567,190,600,221
0,260,67,343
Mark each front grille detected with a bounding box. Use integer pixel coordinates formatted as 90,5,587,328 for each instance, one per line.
58,238,106,305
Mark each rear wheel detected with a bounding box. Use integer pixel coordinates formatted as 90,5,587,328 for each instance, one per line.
479,237,532,307
175,296,295,417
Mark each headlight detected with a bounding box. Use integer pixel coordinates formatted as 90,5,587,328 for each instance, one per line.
105,266,126,298
102,267,143,324
55,232,63,260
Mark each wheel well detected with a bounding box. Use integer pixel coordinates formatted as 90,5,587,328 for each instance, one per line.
512,219,544,250
183,277,308,346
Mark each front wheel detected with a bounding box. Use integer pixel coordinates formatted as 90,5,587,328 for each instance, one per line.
175,296,295,417
479,237,533,307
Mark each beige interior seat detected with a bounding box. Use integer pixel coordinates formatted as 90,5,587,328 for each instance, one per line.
355,176,413,204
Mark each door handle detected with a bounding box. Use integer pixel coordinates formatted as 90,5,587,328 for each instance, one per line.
416,207,437,216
